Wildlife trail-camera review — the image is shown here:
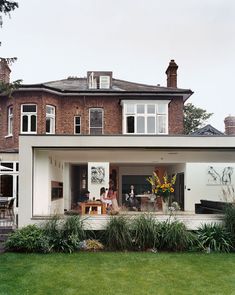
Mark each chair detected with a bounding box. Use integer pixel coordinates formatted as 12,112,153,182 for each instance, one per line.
6,198,15,221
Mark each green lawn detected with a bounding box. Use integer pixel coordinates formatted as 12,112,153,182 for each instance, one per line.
0,252,235,295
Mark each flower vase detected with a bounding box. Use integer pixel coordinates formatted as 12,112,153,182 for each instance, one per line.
162,198,169,214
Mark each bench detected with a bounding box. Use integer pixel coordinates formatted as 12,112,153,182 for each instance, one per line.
195,199,230,214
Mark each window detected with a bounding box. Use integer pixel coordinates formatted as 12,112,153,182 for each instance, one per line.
74,116,81,134
46,105,55,134
89,108,103,135
99,76,110,89
7,106,13,136
122,100,169,135
21,104,37,133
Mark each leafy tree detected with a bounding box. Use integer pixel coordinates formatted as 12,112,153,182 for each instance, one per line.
183,103,213,134
0,0,18,26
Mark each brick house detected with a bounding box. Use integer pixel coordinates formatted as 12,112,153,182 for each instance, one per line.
0,59,235,228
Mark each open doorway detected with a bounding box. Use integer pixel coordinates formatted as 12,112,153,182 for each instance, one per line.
70,165,87,208
174,172,185,210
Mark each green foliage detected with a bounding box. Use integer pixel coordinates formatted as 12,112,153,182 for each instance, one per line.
224,204,235,245
103,216,132,250
42,215,86,253
0,79,22,95
196,223,232,253
5,224,50,253
131,214,160,250
183,103,213,134
159,220,196,251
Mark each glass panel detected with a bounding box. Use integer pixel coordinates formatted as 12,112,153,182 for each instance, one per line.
90,128,102,135
0,163,14,171
90,109,102,128
46,118,51,133
9,117,13,134
158,115,167,133
23,105,36,112
75,125,81,134
75,116,80,125
137,105,145,114
31,115,37,132
0,175,13,197
158,104,167,114
46,105,55,114
147,117,155,133
147,105,155,114
9,106,13,115
126,104,135,114
126,116,134,133
137,116,145,133
22,115,28,132
16,163,19,171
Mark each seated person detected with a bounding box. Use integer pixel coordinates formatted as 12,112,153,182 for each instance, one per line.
107,180,120,213
100,187,112,210
125,185,140,211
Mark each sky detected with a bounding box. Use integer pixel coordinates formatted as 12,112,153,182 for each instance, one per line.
1,0,235,132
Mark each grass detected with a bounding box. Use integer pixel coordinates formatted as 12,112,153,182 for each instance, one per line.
0,252,235,295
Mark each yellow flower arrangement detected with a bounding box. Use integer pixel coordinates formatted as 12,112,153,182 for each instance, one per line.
146,172,176,201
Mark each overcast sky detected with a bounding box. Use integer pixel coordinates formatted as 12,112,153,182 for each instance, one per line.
1,0,235,131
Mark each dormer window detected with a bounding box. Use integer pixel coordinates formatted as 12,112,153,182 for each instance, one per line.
88,71,112,89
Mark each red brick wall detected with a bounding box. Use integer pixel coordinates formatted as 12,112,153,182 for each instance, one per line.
168,98,184,134
0,90,183,151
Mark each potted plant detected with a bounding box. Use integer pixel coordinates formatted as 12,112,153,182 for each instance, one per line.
147,172,176,213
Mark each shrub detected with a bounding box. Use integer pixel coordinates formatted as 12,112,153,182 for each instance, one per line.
196,223,232,253
103,216,132,251
159,220,196,252
5,224,50,253
131,214,160,250
224,204,235,246
42,215,86,253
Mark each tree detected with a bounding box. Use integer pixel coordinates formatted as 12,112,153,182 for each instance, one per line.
0,0,18,53
183,103,213,134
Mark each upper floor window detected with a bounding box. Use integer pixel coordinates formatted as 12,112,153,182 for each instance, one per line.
7,106,13,136
121,100,169,135
74,116,81,134
21,104,37,134
99,76,110,89
89,108,103,135
46,105,55,134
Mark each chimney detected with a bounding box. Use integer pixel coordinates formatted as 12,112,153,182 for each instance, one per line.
0,58,11,84
165,59,178,88
224,115,235,135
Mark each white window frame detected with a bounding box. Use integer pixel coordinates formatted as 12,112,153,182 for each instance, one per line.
89,108,104,135
99,76,110,89
20,104,37,134
46,105,55,134
121,100,169,135
7,106,13,136
74,116,81,135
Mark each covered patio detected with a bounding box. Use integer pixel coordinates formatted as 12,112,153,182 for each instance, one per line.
18,135,235,228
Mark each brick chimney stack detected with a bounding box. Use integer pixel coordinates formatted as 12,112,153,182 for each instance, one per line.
165,59,178,88
0,58,11,84
224,115,235,135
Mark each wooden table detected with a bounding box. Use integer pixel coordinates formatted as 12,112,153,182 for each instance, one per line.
80,202,106,215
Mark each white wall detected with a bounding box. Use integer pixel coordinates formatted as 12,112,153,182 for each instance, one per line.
88,162,109,199
33,151,50,215
33,151,63,216
49,156,64,215
185,163,235,211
